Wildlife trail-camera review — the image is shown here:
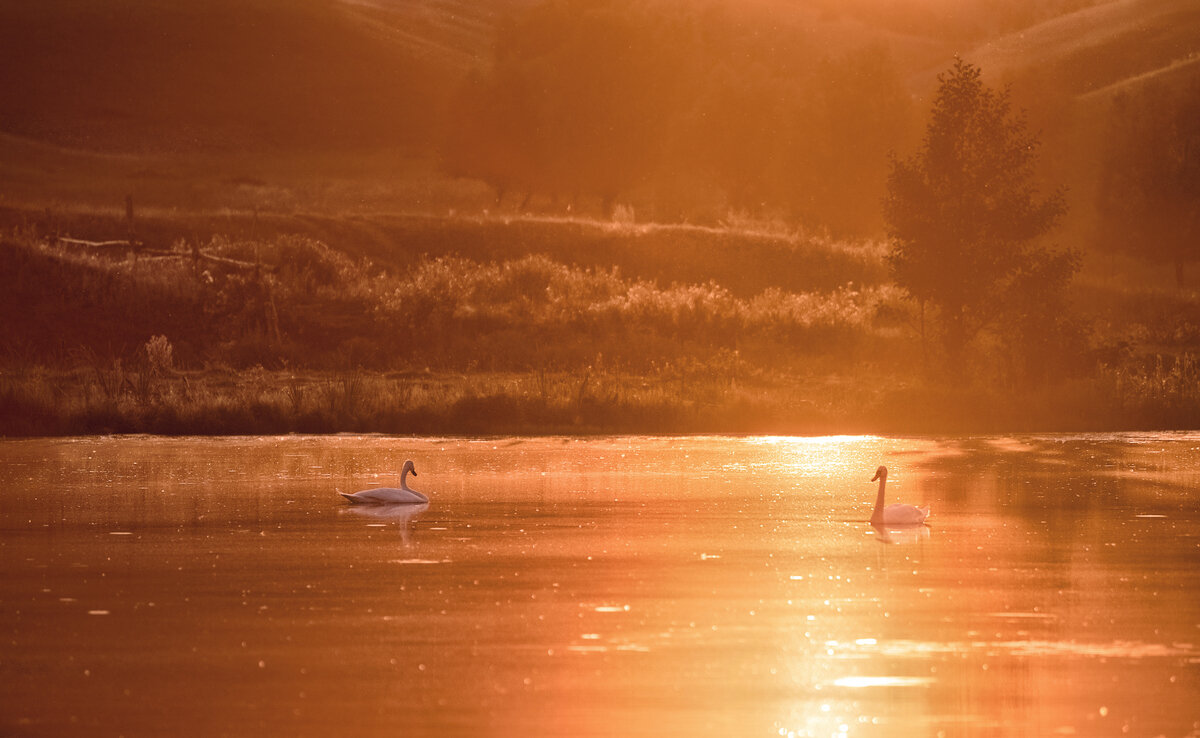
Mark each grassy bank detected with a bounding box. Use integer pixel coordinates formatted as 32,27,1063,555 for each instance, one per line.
0,367,823,436
3,207,1200,436
0,220,898,373
4,362,1199,437
0,206,887,297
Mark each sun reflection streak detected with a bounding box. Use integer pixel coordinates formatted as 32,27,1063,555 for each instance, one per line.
749,436,884,445
742,435,900,482
832,676,933,688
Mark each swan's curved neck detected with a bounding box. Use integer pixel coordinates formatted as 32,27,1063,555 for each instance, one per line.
871,476,887,523
401,466,412,490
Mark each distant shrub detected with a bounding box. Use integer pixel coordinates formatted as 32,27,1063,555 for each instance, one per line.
611,204,636,225
144,335,174,374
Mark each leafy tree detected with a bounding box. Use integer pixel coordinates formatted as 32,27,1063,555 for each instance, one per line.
1095,78,1200,287
884,58,1070,361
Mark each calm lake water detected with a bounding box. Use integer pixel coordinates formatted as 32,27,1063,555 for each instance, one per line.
1,434,1198,737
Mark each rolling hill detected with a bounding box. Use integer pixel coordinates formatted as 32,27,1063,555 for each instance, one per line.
960,0,1200,100
8,0,1196,155
0,0,527,153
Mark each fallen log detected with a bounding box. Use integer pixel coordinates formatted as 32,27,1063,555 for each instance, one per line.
56,237,138,249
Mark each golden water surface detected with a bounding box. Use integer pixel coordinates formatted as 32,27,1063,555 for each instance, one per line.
1,434,1197,737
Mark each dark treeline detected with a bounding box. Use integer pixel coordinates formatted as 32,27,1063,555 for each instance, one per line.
1094,77,1200,287
442,0,914,232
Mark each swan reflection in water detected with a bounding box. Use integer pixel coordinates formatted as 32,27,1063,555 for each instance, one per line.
870,522,931,545
341,502,429,544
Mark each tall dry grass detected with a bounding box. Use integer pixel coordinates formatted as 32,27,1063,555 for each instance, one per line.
1,229,905,374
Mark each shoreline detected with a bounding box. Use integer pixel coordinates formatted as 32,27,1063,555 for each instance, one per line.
4,368,1197,438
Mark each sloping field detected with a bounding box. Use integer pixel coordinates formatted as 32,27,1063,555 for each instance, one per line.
14,0,1181,156
341,0,535,71
964,0,1200,97
0,0,518,152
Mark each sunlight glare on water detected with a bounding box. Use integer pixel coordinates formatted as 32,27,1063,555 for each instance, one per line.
0,433,1198,737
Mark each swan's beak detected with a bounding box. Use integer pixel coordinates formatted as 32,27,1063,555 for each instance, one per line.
411,469,417,477
870,470,880,482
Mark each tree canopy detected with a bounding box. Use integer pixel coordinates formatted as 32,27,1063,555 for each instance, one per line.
884,58,1072,363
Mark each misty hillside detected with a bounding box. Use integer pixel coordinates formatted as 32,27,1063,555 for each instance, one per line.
961,0,1200,101
0,0,526,152
4,0,1197,156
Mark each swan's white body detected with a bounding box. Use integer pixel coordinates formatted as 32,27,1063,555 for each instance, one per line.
869,466,929,525
341,460,429,505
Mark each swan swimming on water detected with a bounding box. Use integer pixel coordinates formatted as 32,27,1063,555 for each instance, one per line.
869,466,929,526
341,460,429,505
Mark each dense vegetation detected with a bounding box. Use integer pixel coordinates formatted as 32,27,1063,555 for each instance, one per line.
1095,76,1200,287
0,220,898,373
2,207,1198,436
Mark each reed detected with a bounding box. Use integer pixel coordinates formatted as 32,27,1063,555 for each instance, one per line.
4,357,1199,436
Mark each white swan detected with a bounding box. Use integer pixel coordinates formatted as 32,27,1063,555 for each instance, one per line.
340,460,429,505
869,466,929,526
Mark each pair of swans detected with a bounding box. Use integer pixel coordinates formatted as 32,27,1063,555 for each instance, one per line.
338,461,929,528
340,459,429,505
